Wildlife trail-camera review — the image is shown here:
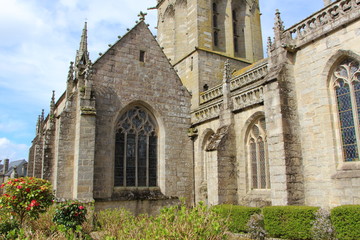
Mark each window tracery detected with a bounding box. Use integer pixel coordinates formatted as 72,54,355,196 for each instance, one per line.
114,106,157,187
333,59,360,162
247,117,270,189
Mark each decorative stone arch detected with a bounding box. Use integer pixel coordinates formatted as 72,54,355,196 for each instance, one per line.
323,50,360,165
241,111,266,140
111,101,166,191
323,50,360,88
196,128,215,203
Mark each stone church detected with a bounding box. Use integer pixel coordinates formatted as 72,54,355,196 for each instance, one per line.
28,0,360,211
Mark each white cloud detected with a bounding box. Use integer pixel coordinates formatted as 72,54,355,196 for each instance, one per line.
0,138,28,160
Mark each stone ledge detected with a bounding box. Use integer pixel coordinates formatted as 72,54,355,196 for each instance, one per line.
332,169,360,179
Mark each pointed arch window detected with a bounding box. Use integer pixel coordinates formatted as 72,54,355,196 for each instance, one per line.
213,2,219,47
114,106,157,187
333,59,360,162
247,117,270,189
232,9,239,53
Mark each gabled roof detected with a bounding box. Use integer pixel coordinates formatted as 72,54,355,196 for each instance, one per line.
0,159,27,177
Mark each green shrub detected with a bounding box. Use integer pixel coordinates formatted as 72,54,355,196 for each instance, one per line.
0,177,54,226
263,206,318,240
95,202,227,240
212,204,261,233
53,201,87,230
331,205,360,240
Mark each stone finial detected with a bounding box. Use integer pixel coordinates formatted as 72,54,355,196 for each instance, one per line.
273,9,285,45
67,62,74,82
223,60,231,83
274,9,284,33
267,37,273,53
75,22,90,68
41,109,45,122
323,0,332,6
51,90,55,105
138,11,147,21
85,60,93,81
50,90,55,116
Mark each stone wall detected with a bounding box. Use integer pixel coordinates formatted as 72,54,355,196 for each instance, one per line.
91,21,193,204
290,13,360,207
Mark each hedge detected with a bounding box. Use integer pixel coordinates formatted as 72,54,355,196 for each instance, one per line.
212,204,260,233
331,205,360,240
263,206,318,240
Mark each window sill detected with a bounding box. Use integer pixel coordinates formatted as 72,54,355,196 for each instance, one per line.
332,161,360,179
111,187,174,201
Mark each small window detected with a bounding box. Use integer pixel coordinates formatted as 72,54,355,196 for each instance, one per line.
139,50,146,62
214,31,219,47
212,2,219,47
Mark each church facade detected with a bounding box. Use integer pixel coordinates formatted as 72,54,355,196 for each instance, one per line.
28,0,360,211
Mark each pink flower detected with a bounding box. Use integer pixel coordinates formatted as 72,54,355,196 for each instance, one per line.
30,200,39,207
0,184,4,188
17,185,22,189
79,206,84,210
26,206,31,211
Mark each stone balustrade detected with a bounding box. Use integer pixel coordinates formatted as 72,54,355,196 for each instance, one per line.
193,86,264,124
198,61,268,105
284,0,360,46
230,62,268,91
232,86,264,112
200,85,223,104
192,101,223,124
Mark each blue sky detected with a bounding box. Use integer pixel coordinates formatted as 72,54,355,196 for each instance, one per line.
0,0,325,161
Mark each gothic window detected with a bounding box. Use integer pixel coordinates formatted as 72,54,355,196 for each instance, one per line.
232,10,239,53
114,106,157,187
247,117,270,189
333,59,360,162
212,2,219,47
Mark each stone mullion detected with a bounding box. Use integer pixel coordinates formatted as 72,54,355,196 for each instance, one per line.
124,133,127,187
265,140,270,189
256,138,261,189
146,135,149,187
135,134,139,187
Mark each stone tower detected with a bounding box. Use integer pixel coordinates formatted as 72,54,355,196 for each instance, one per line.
156,0,263,109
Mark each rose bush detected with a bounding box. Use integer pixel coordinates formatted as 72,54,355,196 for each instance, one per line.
53,201,87,230
0,177,54,226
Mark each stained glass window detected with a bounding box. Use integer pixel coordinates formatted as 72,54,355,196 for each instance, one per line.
334,59,360,162
247,117,270,189
114,106,157,187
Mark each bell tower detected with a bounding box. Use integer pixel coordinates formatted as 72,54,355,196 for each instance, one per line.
156,0,263,109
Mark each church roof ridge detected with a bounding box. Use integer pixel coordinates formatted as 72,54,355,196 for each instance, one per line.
92,20,151,65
